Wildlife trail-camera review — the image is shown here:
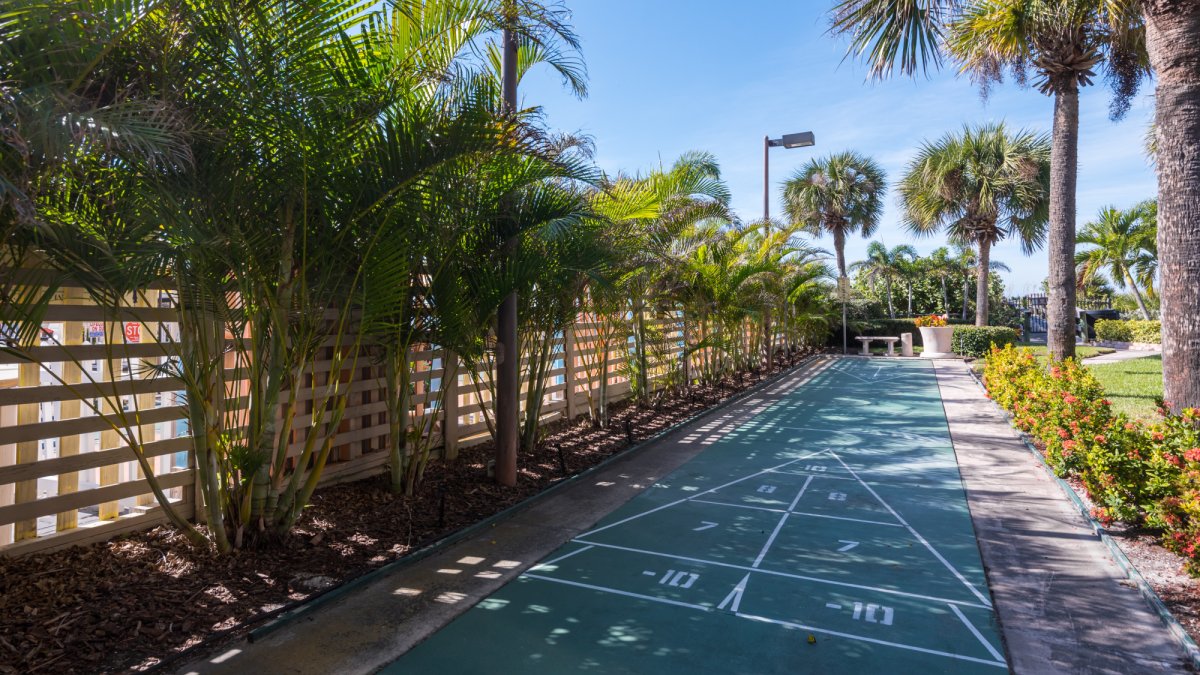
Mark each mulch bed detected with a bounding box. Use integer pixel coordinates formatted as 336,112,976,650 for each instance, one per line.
0,350,815,674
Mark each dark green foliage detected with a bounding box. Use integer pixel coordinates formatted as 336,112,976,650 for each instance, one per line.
952,326,1019,357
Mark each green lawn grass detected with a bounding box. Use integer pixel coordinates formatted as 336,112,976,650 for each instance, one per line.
1087,355,1163,421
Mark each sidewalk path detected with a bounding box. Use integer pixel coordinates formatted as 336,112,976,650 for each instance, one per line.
935,360,1184,674
1082,348,1161,365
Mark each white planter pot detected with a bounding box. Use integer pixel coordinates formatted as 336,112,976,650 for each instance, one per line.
919,326,955,358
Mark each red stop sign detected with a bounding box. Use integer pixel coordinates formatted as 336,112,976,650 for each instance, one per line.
123,322,141,343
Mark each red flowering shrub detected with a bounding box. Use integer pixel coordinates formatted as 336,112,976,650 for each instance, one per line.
984,346,1200,574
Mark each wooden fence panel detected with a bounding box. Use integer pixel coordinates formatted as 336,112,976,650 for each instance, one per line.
0,291,730,555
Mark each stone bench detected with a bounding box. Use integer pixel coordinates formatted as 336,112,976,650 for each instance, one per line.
856,336,900,356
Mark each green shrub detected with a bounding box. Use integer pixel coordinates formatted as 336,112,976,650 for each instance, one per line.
1095,319,1133,342
1095,319,1161,344
1129,320,1161,344
983,345,1200,574
951,325,1019,357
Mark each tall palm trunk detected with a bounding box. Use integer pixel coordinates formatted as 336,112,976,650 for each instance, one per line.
832,227,848,277
906,282,913,317
975,238,991,326
1145,2,1200,410
1047,85,1080,360
885,277,895,319
961,275,970,320
1125,270,1152,321
940,277,949,315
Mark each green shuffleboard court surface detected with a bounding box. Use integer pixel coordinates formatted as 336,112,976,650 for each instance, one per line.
385,357,1007,673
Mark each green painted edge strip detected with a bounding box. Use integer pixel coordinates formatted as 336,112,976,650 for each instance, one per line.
965,367,1200,670
240,355,822,643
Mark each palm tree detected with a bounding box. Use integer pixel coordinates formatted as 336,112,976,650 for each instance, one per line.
830,0,1149,360
925,246,963,315
1142,4,1200,411
897,253,923,317
782,151,887,279
1076,203,1158,320
899,123,1051,326
850,242,916,319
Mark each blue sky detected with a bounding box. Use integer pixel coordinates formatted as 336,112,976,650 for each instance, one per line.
519,0,1157,296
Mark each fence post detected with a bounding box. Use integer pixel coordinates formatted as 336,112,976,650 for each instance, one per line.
13,352,40,540
97,314,123,521
57,288,88,530
442,349,459,460
564,328,577,422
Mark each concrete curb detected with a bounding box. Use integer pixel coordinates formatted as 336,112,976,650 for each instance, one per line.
965,367,1200,670
236,355,820,644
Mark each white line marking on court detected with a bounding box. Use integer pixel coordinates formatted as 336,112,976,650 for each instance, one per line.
531,545,594,571
837,540,859,552
777,425,950,449
692,521,718,531
949,603,1006,663
751,475,814,568
521,574,711,612
568,539,990,609
689,498,905,527
576,451,827,538
825,602,842,610
829,451,993,608
765,469,855,481
790,510,904,527
735,613,1007,668
716,573,750,612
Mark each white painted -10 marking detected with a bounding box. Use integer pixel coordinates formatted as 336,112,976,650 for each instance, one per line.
853,602,894,626
658,570,699,589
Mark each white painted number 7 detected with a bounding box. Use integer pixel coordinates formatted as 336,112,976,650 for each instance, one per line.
837,540,859,552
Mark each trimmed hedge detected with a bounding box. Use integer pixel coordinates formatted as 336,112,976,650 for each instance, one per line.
1095,319,1161,344
951,325,1019,357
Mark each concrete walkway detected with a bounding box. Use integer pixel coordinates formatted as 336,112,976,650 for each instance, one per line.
935,360,1184,674
174,357,1190,674
1082,348,1162,365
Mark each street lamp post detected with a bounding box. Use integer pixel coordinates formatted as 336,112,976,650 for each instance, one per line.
762,131,815,224
762,131,814,366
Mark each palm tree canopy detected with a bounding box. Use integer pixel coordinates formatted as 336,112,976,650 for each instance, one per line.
899,122,1050,254
947,0,1148,113
831,0,1148,117
783,151,886,242
1075,202,1157,291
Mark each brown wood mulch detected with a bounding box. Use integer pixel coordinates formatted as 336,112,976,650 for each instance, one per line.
0,351,815,675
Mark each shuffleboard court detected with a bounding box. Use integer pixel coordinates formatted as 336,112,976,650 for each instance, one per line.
384,357,1007,673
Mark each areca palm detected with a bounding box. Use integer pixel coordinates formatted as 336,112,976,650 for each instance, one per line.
1075,202,1158,320
899,123,1051,325
850,242,917,319
782,151,887,279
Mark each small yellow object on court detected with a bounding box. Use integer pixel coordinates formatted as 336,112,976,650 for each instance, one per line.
807,634,817,644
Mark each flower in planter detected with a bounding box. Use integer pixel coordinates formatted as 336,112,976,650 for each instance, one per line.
914,314,947,328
